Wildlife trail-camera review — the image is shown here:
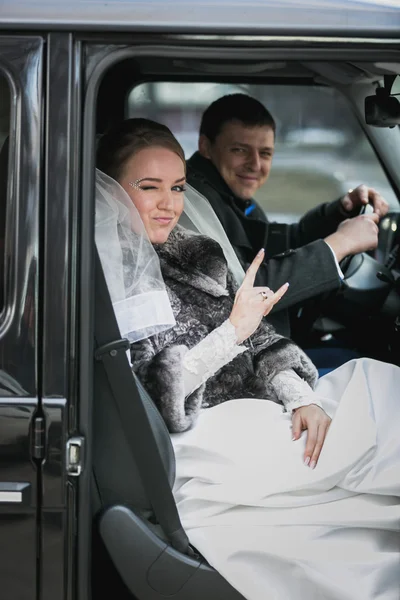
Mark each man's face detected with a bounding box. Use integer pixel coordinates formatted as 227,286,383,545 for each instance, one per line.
200,120,275,200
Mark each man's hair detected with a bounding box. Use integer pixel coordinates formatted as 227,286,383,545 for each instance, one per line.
97,118,185,181
199,94,276,143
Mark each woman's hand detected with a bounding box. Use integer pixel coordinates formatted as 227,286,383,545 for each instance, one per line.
229,249,289,344
292,404,332,469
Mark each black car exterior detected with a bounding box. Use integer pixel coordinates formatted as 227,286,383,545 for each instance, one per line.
1,2,400,599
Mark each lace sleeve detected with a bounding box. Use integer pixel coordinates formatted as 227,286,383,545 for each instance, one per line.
182,319,247,398
271,369,323,415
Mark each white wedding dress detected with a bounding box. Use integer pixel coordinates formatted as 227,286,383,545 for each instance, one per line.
171,356,400,600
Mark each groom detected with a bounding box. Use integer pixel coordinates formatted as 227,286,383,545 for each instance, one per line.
186,93,388,341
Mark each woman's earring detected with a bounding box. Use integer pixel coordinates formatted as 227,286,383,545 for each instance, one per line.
129,179,141,190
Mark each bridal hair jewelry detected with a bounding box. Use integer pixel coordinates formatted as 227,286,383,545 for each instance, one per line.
128,179,142,190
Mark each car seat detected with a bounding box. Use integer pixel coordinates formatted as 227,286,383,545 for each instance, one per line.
91,252,245,599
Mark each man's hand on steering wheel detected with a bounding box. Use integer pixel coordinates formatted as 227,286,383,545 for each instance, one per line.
340,184,389,218
326,214,380,263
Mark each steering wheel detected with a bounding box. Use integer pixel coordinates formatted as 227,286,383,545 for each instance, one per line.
337,203,396,312
295,204,400,343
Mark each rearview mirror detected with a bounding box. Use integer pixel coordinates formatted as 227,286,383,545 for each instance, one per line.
365,75,400,128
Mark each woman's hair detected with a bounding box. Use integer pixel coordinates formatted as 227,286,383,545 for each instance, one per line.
97,118,186,181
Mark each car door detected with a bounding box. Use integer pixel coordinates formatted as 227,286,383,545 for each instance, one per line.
39,32,86,600
0,36,44,600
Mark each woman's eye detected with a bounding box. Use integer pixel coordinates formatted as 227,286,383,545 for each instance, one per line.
172,185,187,193
140,185,157,191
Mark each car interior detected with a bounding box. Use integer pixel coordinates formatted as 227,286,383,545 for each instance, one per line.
87,53,400,599
96,56,400,358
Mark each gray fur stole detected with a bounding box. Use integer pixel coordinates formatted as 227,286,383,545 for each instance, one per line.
131,226,318,432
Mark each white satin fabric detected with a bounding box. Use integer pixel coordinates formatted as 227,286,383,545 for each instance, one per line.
171,358,400,600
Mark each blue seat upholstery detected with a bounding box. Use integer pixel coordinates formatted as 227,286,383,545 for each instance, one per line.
305,346,360,377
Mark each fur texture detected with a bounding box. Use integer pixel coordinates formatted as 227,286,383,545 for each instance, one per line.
131,226,318,432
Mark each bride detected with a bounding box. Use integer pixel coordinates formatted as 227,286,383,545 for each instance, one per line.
96,118,400,600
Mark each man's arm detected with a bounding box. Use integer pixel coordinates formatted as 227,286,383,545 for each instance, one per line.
289,199,351,248
254,238,342,312
254,213,380,312
289,184,389,249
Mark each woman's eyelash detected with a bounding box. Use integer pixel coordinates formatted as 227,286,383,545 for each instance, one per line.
135,184,186,192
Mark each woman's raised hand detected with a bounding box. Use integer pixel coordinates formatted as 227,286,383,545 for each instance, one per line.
229,249,289,344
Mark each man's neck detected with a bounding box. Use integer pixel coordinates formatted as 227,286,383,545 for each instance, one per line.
187,151,252,208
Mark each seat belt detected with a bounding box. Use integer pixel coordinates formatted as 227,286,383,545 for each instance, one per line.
94,251,193,556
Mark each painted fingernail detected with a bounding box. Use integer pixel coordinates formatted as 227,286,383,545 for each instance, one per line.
310,461,316,470
292,436,296,441
257,248,265,257
304,457,310,466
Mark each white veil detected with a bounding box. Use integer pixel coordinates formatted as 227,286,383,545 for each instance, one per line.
180,184,245,286
95,169,175,343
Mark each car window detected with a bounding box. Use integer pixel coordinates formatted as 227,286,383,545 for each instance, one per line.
0,70,10,313
127,82,399,223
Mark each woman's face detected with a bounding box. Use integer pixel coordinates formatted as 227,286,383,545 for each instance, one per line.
119,146,186,244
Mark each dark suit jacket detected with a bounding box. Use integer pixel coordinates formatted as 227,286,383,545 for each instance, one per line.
186,152,349,336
